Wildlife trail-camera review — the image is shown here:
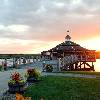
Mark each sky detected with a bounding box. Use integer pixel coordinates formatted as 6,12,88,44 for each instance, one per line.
0,0,100,54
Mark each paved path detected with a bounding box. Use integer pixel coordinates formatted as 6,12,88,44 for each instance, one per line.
42,72,97,78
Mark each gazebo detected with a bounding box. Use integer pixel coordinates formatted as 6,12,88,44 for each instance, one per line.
41,32,96,71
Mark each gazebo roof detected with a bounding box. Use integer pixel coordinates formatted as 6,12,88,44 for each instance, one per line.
41,33,95,54
48,41,89,52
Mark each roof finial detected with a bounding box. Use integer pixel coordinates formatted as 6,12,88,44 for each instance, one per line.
67,30,70,35
65,29,71,42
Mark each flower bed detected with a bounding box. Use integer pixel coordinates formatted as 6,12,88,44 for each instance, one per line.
26,68,41,83
8,72,25,94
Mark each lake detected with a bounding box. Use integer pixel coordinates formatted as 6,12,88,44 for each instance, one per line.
94,59,100,72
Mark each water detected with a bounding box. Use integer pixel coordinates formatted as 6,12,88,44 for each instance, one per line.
94,59,100,72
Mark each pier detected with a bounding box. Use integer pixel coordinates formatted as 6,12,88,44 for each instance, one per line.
0,54,41,70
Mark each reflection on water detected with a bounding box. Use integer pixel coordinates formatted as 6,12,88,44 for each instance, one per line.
94,59,100,72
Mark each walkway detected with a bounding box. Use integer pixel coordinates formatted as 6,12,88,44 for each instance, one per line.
42,72,97,78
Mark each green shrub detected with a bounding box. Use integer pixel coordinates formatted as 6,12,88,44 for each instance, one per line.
45,64,53,72
26,68,41,80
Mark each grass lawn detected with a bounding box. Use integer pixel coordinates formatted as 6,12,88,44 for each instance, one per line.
24,76,100,100
58,71,100,76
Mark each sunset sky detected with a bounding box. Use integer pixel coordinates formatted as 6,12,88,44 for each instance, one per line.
0,0,100,54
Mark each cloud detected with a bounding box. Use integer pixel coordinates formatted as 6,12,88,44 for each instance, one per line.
6,25,30,32
0,0,100,53
0,24,30,32
0,24,31,39
0,37,60,53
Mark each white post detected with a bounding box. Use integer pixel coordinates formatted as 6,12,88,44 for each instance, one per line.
58,58,61,71
63,52,65,66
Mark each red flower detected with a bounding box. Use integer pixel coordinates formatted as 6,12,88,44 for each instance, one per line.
27,68,36,77
11,72,21,83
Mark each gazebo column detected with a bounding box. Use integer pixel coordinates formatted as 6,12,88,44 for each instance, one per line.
75,62,78,70
84,62,86,69
92,62,95,71
80,62,81,70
